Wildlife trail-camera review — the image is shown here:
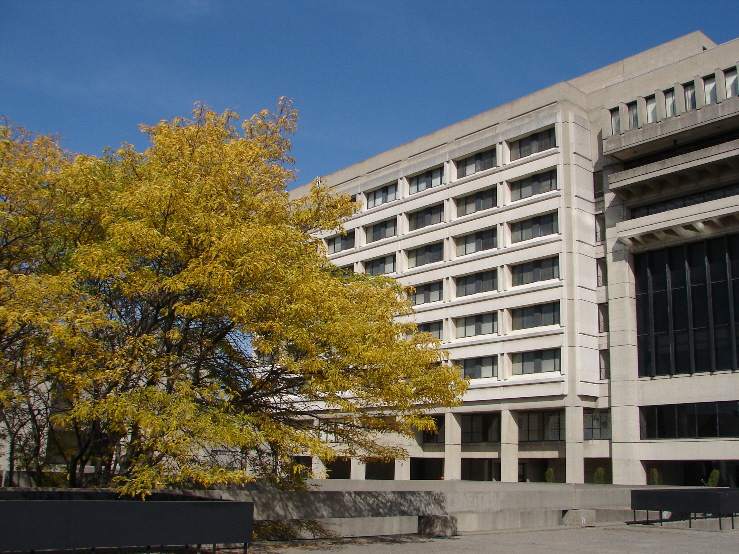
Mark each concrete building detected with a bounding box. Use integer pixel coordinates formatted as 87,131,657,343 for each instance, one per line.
291,31,739,486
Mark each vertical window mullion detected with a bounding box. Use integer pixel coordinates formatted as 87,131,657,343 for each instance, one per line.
684,245,696,375
726,236,738,370
705,246,717,372
666,249,676,375
647,252,657,377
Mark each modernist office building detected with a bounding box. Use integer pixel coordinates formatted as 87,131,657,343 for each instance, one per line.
291,32,739,486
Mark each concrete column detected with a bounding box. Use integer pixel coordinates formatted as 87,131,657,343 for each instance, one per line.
395,458,411,480
601,108,613,138
655,89,666,121
312,457,327,479
499,140,510,166
444,412,461,480
674,83,687,114
694,76,705,109
565,405,584,483
499,261,511,292
636,97,647,129
716,69,727,102
498,179,508,208
500,408,519,482
350,458,365,480
618,103,629,134
397,176,409,200
611,405,646,485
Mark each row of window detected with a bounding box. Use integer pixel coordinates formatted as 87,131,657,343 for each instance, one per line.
407,257,558,308
329,169,560,254
361,130,557,210
640,401,739,440
630,182,739,219
452,348,561,380
610,67,739,134
356,213,559,274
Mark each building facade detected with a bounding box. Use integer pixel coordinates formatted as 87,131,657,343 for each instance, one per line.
291,31,739,486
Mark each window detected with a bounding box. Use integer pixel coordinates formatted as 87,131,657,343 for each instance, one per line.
461,459,500,481
511,301,560,330
461,413,500,442
596,257,608,287
365,254,395,276
512,348,561,375
584,409,611,440
684,81,696,110
645,95,657,124
456,188,496,217
410,281,443,305
408,204,444,231
326,231,355,254
460,356,497,379
366,183,397,208
635,236,739,377
365,218,397,243
408,242,444,268
610,107,621,135
512,256,559,286
457,148,496,178
640,401,739,439
456,228,496,256
456,270,497,297
599,350,610,380
519,411,565,441
704,75,717,105
422,415,445,443
509,128,556,161
593,170,604,199
627,101,638,129
510,169,557,201
417,321,443,340
510,212,558,243
595,213,606,242
664,88,677,117
409,167,443,194
456,313,497,338
630,182,739,219
725,68,738,99
598,303,609,333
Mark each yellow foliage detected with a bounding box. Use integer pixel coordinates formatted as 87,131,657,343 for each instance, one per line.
0,103,466,495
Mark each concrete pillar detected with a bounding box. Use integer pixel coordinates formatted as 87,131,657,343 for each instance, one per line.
694,76,705,109
312,457,327,479
674,83,687,114
716,69,727,102
636,97,647,129
444,412,461,480
655,89,667,121
350,457,365,480
395,458,411,481
612,406,646,485
618,103,629,134
500,408,519,482
565,405,584,483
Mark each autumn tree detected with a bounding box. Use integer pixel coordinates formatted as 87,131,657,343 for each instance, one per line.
0,102,466,495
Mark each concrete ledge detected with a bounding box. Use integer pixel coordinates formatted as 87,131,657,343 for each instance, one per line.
418,515,458,537
561,509,596,527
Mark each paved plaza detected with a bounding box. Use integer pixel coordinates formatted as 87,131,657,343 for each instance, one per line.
247,525,738,554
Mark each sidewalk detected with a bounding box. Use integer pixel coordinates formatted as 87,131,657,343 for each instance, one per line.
246,525,738,554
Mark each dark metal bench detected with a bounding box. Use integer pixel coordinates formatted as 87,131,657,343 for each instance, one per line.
631,488,739,530
0,499,253,553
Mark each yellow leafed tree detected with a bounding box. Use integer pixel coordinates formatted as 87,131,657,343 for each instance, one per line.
0,103,466,495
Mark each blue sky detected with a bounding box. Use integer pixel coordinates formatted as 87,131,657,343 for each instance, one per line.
3,1,738,189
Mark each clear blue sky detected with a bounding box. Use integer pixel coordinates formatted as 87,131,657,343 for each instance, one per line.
3,1,738,189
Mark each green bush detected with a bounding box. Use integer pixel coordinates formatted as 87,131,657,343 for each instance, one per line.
649,467,660,486
594,467,606,485
701,469,720,487
544,467,554,483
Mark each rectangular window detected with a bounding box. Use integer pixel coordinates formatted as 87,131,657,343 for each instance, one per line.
512,256,560,286
510,212,558,243
725,68,738,99
456,228,497,256
365,218,397,243
410,281,443,306
326,231,355,254
461,413,501,442
627,101,638,129
457,148,496,179
704,75,717,105
409,167,444,194
510,169,557,201
456,187,497,217
408,204,444,231
610,107,621,135
519,411,565,441
366,183,397,208
461,459,500,481
407,242,444,268
456,313,497,338
597,257,608,287
630,183,739,219
460,356,498,379
645,95,657,123
512,348,561,375
640,401,739,439
365,254,395,276
664,88,676,117
422,415,445,443
509,128,556,161
511,302,560,330
417,321,443,340
684,81,697,110
598,303,609,333
584,409,611,440
599,350,610,379
456,270,497,297
595,214,606,242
